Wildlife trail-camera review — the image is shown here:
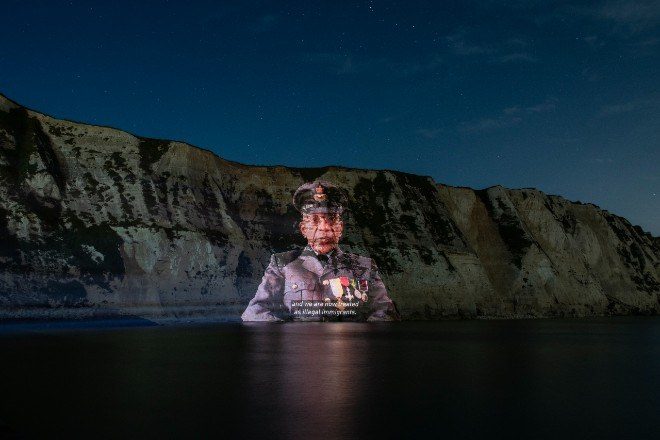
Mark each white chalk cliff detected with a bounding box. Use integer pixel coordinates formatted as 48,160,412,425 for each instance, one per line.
0,93,657,320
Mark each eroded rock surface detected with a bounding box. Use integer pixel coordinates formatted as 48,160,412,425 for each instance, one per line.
0,93,657,320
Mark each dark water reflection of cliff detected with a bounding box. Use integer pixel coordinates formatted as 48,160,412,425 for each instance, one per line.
0,318,658,439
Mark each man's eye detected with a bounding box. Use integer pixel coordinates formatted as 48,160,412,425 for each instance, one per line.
303,215,342,224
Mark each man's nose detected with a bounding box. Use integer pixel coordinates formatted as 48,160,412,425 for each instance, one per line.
316,217,333,229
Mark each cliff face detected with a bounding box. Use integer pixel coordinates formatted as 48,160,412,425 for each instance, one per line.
0,93,658,320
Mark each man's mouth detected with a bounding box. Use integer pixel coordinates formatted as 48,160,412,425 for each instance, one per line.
314,237,334,243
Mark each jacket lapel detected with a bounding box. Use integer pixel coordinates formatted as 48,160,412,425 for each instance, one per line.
322,246,350,277
300,246,324,276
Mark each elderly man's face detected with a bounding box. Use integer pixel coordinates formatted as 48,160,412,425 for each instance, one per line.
299,212,343,254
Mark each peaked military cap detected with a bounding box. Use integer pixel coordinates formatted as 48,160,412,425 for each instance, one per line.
292,180,348,214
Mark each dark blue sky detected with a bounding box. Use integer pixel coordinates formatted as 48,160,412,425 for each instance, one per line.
2,0,658,233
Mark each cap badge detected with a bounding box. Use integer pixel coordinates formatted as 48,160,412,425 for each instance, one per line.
313,184,327,201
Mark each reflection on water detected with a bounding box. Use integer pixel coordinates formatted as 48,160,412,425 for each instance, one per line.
243,324,368,439
0,318,659,439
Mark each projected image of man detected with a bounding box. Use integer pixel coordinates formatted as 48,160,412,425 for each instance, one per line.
241,180,400,322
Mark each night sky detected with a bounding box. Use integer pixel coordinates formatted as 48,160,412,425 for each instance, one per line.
2,1,658,233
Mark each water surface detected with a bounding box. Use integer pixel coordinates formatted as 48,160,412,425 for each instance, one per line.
1,317,658,439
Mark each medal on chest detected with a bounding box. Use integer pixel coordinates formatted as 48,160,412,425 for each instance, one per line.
325,276,368,302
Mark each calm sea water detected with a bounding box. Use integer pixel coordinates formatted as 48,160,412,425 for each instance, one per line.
0,317,658,439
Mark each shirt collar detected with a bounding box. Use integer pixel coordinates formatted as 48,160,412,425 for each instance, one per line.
301,244,342,258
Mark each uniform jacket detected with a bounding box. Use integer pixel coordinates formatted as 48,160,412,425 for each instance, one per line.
241,245,400,322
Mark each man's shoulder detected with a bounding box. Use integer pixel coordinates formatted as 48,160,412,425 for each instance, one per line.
271,248,304,267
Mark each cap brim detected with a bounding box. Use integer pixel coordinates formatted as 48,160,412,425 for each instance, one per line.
301,206,343,214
